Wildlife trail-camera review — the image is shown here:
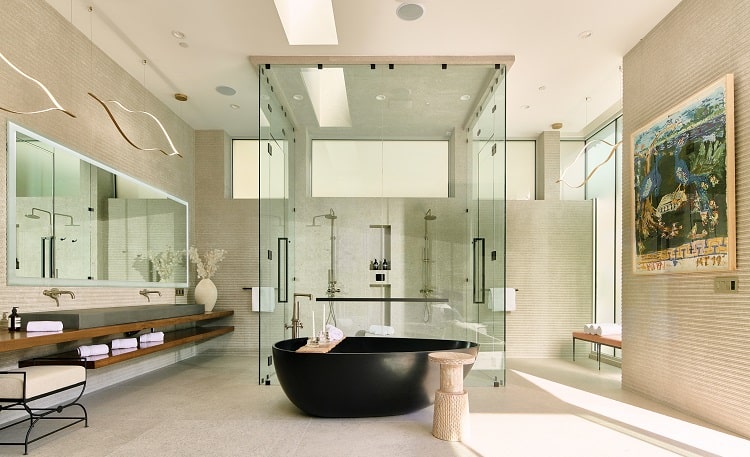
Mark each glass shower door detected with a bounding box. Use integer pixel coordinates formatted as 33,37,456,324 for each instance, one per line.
469,67,507,386
258,64,294,385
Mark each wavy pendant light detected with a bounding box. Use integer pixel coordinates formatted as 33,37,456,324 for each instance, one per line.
557,139,622,189
88,92,183,157
0,50,76,117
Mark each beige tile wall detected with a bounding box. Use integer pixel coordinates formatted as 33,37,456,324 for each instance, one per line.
0,0,198,390
623,0,750,438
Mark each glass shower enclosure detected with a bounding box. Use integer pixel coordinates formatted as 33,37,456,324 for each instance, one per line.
256,59,510,387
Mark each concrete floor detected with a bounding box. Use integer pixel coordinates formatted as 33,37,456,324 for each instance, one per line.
0,355,748,456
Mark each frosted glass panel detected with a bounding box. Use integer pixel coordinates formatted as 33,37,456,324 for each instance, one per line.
504,141,535,200
311,140,448,197
560,140,586,201
233,139,260,199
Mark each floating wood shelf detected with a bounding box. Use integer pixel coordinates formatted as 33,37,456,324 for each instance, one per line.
0,310,233,353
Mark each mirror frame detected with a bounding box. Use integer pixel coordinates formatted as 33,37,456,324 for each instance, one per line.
7,121,189,288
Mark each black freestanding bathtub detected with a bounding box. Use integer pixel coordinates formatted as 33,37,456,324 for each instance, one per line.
272,337,479,417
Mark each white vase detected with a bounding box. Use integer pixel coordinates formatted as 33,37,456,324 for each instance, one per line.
194,278,218,311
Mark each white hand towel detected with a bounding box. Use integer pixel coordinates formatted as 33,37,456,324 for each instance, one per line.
325,324,344,341
77,344,109,357
111,338,138,349
139,332,165,344
111,347,137,356
251,286,276,312
584,323,595,334
26,321,64,332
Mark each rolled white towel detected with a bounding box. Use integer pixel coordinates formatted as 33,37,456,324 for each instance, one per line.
77,344,109,357
595,323,622,336
111,338,138,349
26,321,64,332
325,324,344,341
583,323,596,334
139,332,165,344
111,347,137,356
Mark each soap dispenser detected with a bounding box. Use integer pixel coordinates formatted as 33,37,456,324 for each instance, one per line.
0,312,7,330
8,307,20,332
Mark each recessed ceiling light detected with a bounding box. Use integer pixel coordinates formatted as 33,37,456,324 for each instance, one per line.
174,93,188,102
216,85,237,96
520,104,530,110
538,85,546,92
292,94,304,101
375,94,386,101
459,94,471,101
171,30,185,39
230,104,240,110
396,3,424,21
578,30,592,40
178,42,189,48
551,122,563,130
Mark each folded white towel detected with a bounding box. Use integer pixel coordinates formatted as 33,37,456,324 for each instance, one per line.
111,338,138,349
595,323,622,336
139,341,164,349
85,354,109,361
77,344,109,357
111,347,137,356
325,324,344,341
26,321,64,332
584,323,596,334
139,332,165,343
367,324,395,336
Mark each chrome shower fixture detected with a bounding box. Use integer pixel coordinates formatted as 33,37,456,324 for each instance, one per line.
424,209,437,220
25,207,51,222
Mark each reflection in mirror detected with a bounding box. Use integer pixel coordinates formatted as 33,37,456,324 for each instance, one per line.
8,122,188,287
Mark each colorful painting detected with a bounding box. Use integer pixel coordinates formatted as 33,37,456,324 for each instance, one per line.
632,75,735,274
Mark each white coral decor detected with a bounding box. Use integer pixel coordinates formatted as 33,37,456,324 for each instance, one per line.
149,246,185,282
189,246,226,279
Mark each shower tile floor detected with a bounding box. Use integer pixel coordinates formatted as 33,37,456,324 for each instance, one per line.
0,355,747,456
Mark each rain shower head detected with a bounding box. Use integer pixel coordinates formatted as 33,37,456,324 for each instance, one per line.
25,207,51,221
424,209,436,220
325,208,337,220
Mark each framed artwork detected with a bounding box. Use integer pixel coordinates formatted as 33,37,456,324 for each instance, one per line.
632,74,735,274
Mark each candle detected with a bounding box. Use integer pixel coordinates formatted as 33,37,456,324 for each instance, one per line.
312,311,316,338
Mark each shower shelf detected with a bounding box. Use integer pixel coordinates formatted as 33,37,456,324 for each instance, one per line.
315,297,447,303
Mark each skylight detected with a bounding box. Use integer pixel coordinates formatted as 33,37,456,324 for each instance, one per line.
273,0,338,45
301,68,352,127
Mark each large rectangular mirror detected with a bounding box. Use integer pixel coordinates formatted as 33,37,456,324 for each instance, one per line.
7,122,188,287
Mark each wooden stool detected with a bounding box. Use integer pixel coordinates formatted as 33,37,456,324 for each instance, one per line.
428,352,475,441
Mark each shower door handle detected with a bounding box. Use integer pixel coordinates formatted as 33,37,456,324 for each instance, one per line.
472,237,485,304
277,237,288,303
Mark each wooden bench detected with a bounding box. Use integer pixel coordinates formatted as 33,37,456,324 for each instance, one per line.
0,364,87,454
3,311,233,369
572,331,622,370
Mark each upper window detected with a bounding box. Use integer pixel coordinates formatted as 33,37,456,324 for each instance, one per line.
311,140,449,198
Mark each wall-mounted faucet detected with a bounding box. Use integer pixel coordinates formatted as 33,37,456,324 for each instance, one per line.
43,288,75,307
285,293,312,338
139,289,162,302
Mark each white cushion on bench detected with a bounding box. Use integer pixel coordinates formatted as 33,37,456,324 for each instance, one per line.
0,366,85,400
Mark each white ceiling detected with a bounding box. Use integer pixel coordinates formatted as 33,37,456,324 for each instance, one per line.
46,0,681,139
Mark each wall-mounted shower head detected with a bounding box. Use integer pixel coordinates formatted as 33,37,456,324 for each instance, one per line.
424,209,437,220
325,208,337,219
25,207,51,222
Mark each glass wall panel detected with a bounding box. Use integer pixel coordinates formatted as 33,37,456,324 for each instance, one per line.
585,117,622,359
257,61,506,387
560,140,586,201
